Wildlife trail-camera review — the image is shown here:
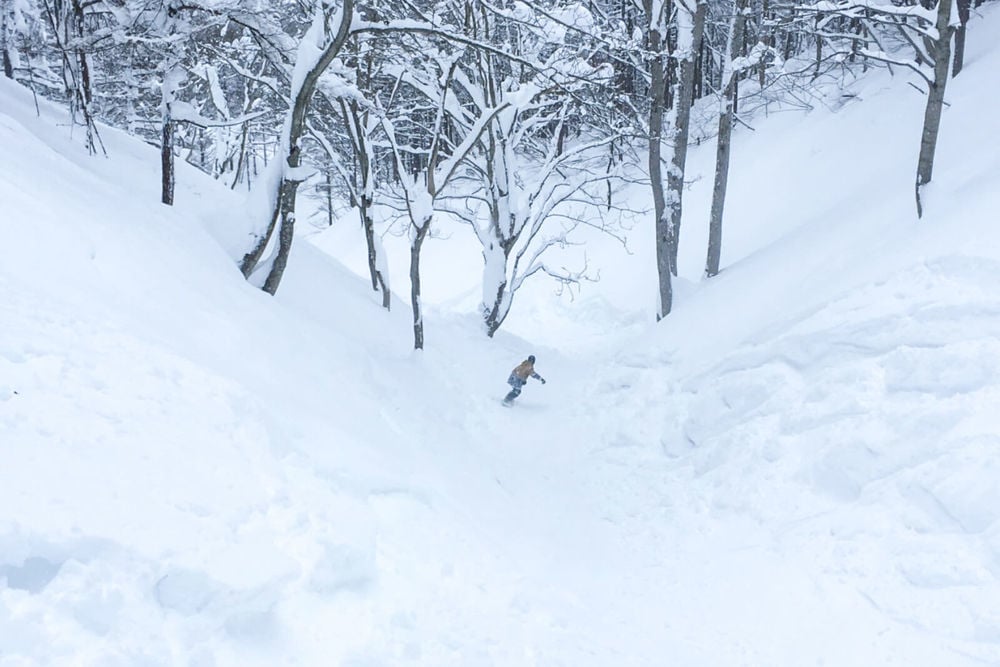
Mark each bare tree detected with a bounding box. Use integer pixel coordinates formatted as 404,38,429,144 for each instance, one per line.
799,0,959,217
343,99,391,309
337,34,390,309
382,59,510,349
706,0,750,278
434,1,616,337
40,0,102,154
469,104,614,337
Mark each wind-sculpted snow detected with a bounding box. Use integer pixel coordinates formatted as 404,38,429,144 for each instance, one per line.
577,255,1000,664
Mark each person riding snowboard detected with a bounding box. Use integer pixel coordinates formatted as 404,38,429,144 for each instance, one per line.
503,355,546,405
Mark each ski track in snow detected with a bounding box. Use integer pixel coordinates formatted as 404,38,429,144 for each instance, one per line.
3,6,1000,665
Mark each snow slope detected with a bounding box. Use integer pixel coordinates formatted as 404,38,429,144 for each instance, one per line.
2,5,1000,665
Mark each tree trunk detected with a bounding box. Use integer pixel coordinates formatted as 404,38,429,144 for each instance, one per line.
915,0,954,218
161,118,174,205
351,104,391,310
813,15,823,80
666,0,707,274
240,202,280,277
361,197,390,309
230,122,248,190
410,221,430,350
952,0,970,77
706,0,748,278
1,9,13,79
482,234,510,336
71,0,90,105
759,0,770,90
262,176,300,295
647,17,673,319
243,0,354,293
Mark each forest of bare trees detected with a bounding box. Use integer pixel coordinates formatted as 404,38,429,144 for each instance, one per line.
0,0,987,347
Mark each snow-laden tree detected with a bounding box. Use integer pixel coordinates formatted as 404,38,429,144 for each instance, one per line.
468,97,617,337
640,0,706,319
37,0,102,154
331,30,391,310
797,0,959,216
381,52,513,350
237,0,355,294
148,2,272,205
426,1,618,337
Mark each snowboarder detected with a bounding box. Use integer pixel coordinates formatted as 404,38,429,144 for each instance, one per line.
503,355,546,406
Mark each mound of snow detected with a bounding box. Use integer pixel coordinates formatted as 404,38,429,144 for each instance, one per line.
2,4,1000,665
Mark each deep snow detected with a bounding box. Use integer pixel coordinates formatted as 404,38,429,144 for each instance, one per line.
2,5,1000,665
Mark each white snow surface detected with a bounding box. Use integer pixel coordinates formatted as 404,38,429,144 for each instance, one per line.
2,6,1000,665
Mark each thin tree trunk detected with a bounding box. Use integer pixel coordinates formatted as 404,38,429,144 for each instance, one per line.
410,222,430,350
350,101,390,310
262,175,300,295
666,0,707,274
325,169,333,227
915,0,954,218
646,13,673,319
813,15,823,80
952,0,970,77
71,0,90,105
1,9,13,79
161,118,174,205
707,0,749,278
361,198,390,309
230,122,248,190
759,0,770,90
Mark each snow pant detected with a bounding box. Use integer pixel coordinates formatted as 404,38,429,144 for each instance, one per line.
504,374,526,402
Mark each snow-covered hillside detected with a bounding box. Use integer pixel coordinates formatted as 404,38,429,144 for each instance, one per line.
2,5,999,666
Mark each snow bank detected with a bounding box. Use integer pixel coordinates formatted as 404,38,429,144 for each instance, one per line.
2,4,1000,665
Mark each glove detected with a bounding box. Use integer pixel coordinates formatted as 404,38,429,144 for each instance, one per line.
540,378,547,384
